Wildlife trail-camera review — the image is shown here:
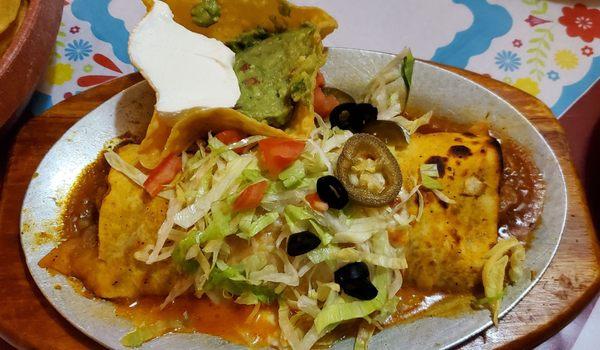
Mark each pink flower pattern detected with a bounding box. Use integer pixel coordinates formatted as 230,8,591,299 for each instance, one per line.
581,46,594,56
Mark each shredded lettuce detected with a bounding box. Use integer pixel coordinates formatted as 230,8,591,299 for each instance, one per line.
284,205,313,232
172,203,233,273
390,110,433,142
279,160,306,188
205,261,276,304
481,237,523,325
363,49,411,120
160,276,194,309
308,245,406,269
121,320,182,347
238,211,279,239
308,220,333,246
421,174,443,190
314,268,390,332
432,189,456,204
297,295,321,318
305,139,332,174
420,163,439,178
171,230,202,273
104,150,173,199
104,150,147,186
208,135,239,162
483,254,508,326
401,49,415,98
279,301,303,349
240,253,269,276
509,244,525,282
354,323,375,350
175,155,252,229
147,197,182,264
249,250,300,286
242,168,264,183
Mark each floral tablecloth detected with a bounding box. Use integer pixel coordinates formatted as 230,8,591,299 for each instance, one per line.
27,0,600,348
30,0,600,119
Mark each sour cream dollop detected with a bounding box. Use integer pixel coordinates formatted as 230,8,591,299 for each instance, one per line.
128,0,240,120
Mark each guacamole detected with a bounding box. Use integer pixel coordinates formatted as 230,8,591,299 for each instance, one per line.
232,27,326,127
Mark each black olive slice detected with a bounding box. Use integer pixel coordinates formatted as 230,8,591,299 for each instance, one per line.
349,103,378,133
343,281,379,301
316,175,349,209
287,231,321,256
336,134,402,207
330,103,378,133
334,262,378,300
330,103,355,131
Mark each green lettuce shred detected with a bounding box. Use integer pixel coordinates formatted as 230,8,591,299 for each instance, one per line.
121,320,182,347
421,174,443,190
278,160,306,188
242,168,264,183
314,268,390,332
283,204,313,232
205,262,277,304
238,211,279,239
172,203,233,273
401,50,415,98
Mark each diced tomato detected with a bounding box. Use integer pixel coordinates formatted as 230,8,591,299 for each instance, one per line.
305,192,329,212
233,180,269,212
314,71,339,118
316,71,326,88
257,138,306,177
143,153,182,197
314,85,339,119
215,129,249,154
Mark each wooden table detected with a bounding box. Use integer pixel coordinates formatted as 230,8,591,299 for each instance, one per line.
1,71,598,349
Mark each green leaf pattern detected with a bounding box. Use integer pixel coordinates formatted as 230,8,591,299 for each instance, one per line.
525,25,554,82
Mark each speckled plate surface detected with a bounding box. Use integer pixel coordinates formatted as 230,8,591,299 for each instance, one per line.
20,48,567,350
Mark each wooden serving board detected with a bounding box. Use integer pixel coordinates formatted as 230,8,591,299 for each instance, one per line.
0,71,598,349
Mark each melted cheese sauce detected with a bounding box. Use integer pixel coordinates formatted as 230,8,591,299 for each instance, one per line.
115,296,280,347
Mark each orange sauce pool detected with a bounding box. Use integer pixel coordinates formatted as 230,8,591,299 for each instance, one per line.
115,296,280,347
389,286,474,324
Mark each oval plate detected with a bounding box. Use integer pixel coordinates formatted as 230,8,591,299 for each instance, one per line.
20,48,567,350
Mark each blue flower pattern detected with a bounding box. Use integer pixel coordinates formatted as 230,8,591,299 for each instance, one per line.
547,70,560,81
65,39,92,61
495,50,521,72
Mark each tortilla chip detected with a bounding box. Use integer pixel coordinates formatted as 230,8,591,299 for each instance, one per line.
142,0,337,42
138,111,172,169
139,107,289,169
287,101,316,139
136,0,336,168
394,132,501,292
41,144,182,298
0,0,26,56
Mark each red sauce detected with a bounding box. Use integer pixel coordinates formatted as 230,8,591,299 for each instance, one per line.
115,296,279,347
498,140,545,242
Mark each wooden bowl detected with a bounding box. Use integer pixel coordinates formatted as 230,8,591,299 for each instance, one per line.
0,0,63,134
